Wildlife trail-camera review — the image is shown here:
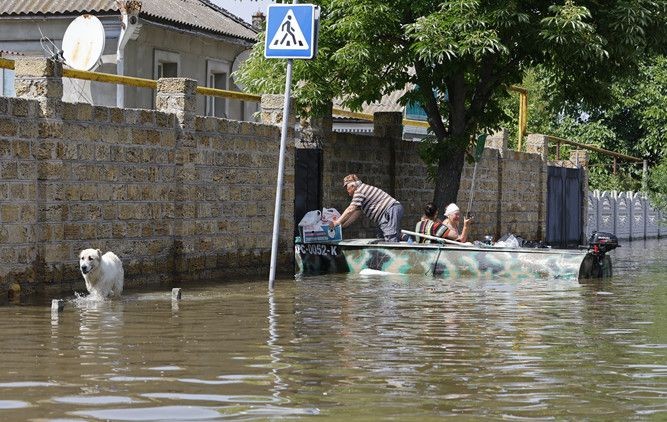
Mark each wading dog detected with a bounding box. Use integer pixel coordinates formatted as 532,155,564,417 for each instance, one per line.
79,249,124,299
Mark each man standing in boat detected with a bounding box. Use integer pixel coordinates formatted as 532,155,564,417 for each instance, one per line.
329,174,404,242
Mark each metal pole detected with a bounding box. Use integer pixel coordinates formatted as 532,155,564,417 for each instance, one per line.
269,59,293,288
466,162,478,218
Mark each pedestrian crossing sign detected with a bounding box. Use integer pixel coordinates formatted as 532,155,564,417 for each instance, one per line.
265,4,319,59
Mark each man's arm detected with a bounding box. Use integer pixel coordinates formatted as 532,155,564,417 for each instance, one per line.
330,204,362,228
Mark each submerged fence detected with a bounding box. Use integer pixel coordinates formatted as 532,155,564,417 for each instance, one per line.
587,191,664,240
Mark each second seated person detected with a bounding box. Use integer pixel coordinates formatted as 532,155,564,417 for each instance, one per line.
414,202,447,243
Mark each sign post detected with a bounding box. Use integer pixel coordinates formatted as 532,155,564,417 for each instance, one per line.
266,3,319,289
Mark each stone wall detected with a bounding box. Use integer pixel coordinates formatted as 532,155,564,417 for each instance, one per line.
0,58,294,299
322,120,552,242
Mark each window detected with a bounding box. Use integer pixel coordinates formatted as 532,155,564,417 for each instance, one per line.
157,62,178,78
153,49,180,79
206,59,230,118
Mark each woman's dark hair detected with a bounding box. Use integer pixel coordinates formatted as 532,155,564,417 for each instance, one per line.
424,202,438,219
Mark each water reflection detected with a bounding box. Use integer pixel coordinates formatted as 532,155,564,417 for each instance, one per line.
0,240,663,419
267,288,289,404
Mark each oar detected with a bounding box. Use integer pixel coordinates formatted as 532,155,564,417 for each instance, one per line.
466,134,487,218
401,229,472,247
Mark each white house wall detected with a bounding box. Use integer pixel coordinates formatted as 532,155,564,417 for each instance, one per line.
0,15,258,119
113,21,257,119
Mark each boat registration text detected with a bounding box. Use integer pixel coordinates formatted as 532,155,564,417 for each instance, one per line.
295,243,339,256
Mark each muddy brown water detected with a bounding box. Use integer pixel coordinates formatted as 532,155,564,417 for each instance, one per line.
0,239,665,420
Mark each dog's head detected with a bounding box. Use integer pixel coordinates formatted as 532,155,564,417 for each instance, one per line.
79,249,102,275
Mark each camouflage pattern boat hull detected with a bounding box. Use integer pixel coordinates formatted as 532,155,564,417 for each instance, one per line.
295,240,605,281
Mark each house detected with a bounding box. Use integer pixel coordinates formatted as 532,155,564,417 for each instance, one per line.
333,88,429,141
0,0,259,120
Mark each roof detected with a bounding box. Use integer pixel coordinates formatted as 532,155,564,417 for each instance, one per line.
333,88,407,120
0,0,257,41
359,89,405,114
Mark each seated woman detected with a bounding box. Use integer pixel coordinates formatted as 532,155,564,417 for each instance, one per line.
414,202,446,243
442,203,472,243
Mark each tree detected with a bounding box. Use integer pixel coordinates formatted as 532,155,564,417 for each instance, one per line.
236,0,667,206
646,160,667,216
500,55,667,192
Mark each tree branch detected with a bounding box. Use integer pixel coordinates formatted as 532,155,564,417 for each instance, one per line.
467,54,520,130
414,60,448,140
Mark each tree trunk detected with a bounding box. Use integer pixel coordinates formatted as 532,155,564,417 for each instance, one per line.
433,73,468,208
433,148,466,208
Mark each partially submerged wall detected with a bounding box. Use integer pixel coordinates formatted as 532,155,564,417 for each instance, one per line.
0,58,293,298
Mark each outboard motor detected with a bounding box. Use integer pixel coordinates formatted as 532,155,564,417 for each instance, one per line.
579,231,619,279
588,231,619,255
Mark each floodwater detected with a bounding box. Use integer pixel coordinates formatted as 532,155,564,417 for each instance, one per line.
0,240,665,420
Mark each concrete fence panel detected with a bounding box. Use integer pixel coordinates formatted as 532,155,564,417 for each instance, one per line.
587,190,664,240
587,191,599,236
597,191,616,234
615,192,631,239
630,192,646,240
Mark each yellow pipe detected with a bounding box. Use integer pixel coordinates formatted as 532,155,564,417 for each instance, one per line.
332,107,373,121
196,86,260,102
519,91,528,150
403,118,429,128
0,57,14,70
545,135,642,162
509,85,528,94
63,68,157,89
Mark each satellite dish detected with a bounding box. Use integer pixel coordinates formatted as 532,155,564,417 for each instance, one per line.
62,15,106,71
231,49,251,90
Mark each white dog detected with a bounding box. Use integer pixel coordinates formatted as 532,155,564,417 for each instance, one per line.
79,249,124,299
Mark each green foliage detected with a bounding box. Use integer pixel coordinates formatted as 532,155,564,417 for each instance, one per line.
647,160,667,212
500,67,560,150
603,55,667,163
501,54,667,192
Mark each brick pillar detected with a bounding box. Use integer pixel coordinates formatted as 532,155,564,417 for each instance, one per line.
156,78,197,278
570,149,590,243
486,129,508,153
13,57,63,117
525,133,550,241
373,111,402,139
260,94,296,127
298,102,331,149
526,134,549,160
569,149,590,168
156,78,197,130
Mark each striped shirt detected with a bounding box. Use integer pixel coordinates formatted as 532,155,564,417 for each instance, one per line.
414,219,450,243
351,183,398,224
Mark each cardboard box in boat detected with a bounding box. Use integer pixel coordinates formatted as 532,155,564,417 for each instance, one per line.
300,224,342,243
298,208,343,243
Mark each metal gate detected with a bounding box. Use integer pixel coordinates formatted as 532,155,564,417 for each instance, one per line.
546,166,584,247
294,149,322,236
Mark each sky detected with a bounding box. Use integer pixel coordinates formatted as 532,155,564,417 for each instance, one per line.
212,0,274,23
